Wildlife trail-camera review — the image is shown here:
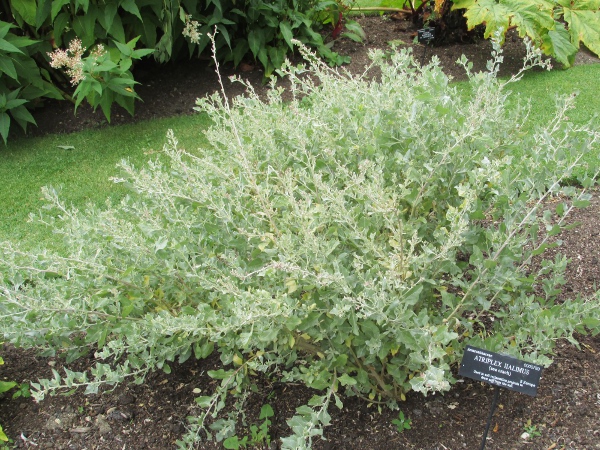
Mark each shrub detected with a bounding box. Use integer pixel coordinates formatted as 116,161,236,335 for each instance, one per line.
411,0,600,67
47,37,154,121
0,19,62,144
24,0,358,72
1,37,599,448
1,0,361,142
448,0,600,66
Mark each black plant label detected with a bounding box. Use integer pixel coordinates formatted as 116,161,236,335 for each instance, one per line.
417,27,436,44
459,345,543,396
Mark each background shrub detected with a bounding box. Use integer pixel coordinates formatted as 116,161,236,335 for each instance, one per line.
0,0,361,142
1,39,599,448
447,0,600,66
0,19,62,144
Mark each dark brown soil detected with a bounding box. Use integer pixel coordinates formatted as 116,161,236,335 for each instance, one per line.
2,15,600,450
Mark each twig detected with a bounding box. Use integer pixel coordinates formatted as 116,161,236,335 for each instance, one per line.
20,432,38,446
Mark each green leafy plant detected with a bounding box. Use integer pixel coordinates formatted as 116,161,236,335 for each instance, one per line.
223,404,274,449
1,0,363,141
0,374,15,442
1,36,600,449
0,19,62,144
392,410,412,433
48,36,153,122
178,0,363,76
222,434,249,449
13,0,361,73
0,346,30,442
250,404,274,447
522,419,542,439
450,0,600,66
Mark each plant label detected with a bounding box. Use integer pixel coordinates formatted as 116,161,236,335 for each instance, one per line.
459,345,543,397
417,28,436,44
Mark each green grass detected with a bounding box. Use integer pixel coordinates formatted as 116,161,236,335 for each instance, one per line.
506,65,600,177
351,0,408,9
509,64,600,127
1,63,599,250
0,114,210,250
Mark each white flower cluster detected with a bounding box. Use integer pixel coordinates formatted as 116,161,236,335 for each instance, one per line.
48,39,106,86
182,14,202,45
48,38,86,85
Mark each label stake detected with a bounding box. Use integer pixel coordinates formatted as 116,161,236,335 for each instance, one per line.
417,27,435,65
480,385,500,450
459,345,544,449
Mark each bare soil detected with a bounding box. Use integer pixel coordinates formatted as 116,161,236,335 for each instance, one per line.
2,15,600,450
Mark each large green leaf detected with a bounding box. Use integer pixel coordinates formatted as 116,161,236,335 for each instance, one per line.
248,29,264,58
541,23,578,67
0,21,14,40
72,4,99,47
35,0,53,29
280,21,294,50
140,16,157,47
0,38,23,54
460,0,512,39
75,0,90,14
5,34,37,48
563,7,600,55
5,98,28,110
503,0,555,41
51,0,70,22
453,0,600,64
0,112,10,145
109,14,126,43
0,57,18,80
10,0,37,26
13,52,44,85
131,47,154,59
0,380,17,394
113,39,133,57
103,1,119,34
121,0,143,22
232,39,249,66
53,12,71,46
10,104,36,131
99,89,113,121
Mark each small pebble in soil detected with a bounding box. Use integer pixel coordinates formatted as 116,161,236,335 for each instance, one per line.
95,414,112,435
118,393,135,405
107,408,134,421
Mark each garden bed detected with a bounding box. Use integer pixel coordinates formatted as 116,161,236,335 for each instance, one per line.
2,14,600,450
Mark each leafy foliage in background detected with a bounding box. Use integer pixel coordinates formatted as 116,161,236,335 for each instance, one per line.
0,19,61,143
69,37,154,121
178,0,364,75
449,0,600,66
1,38,600,448
0,0,362,142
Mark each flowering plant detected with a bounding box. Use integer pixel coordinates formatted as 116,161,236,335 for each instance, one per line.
48,38,89,86
48,37,153,121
